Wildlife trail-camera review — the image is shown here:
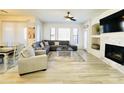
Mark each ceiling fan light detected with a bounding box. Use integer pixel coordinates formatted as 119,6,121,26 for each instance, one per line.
66,18,71,21
69,14,72,17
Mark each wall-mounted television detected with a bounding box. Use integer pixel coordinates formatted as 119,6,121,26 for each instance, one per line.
100,9,124,33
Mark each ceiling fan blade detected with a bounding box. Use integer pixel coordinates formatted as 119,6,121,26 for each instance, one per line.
64,11,76,21
0,10,8,13
70,16,74,18
64,16,69,18
71,18,76,21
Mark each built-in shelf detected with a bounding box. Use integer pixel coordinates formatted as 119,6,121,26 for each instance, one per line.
91,23,101,50
91,35,100,38
91,48,100,51
91,38,100,50
92,23,100,35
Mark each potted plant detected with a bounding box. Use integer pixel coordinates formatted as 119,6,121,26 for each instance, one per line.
96,25,100,35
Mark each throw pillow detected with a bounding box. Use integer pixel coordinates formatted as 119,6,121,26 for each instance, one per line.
21,46,35,58
44,42,49,46
55,42,59,46
40,42,45,48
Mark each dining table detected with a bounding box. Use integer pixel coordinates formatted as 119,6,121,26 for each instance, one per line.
0,47,14,73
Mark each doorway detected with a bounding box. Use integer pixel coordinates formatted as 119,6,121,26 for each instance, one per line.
83,30,88,51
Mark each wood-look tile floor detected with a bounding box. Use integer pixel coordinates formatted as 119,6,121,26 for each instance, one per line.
1,50,124,84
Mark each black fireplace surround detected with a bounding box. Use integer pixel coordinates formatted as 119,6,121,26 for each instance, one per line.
105,44,124,65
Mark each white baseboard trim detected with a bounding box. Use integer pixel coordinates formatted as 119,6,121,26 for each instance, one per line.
102,57,124,74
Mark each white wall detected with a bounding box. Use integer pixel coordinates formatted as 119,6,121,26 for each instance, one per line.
0,15,44,45
0,20,2,43
43,23,83,49
35,18,44,41
85,9,121,58
90,9,120,25
81,21,91,51
0,15,35,44
83,9,124,73
101,32,124,73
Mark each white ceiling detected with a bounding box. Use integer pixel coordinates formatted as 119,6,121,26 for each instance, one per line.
0,9,107,23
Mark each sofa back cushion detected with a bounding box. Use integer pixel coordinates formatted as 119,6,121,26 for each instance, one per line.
21,46,35,58
40,42,45,48
32,41,41,49
43,40,69,46
54,42,59,46
43,40,54,45
44,42,49,46
59,41,69,45
48,41,55,45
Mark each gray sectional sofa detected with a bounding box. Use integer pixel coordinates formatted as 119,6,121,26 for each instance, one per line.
32,40,77,54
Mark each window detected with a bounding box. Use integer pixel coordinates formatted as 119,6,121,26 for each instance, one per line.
72,28,78,45
2,21,27,45
58,28,70,41
50,28,56,40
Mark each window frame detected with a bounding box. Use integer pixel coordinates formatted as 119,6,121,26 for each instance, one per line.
72,28,79,45
50,27,56,40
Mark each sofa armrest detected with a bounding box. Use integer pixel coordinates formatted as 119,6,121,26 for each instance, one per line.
68,44,77,51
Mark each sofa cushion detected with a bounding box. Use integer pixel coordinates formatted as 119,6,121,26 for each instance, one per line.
32,42,41,49
69,45,77,51
50,45,60,51
44,42,49,46
54,42,59,46
48,41,54,45
59,41,69,45
44,45,50,54
40,42,45,48
21,46,35,58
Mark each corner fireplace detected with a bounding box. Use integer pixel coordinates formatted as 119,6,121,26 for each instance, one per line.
105,44,124,65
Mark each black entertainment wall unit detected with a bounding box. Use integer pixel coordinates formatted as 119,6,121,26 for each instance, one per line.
100,9,124,33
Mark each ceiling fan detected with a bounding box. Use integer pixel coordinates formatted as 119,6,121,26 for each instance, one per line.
64,12,76,21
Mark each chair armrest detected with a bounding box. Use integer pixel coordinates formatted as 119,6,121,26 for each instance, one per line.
18,54,48,74
18,54,47,63
35,50,46,55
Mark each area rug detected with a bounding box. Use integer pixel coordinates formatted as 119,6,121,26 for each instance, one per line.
49,51,84,62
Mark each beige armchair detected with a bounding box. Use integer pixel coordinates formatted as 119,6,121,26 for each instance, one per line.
18,54,48,76
18,46,48,76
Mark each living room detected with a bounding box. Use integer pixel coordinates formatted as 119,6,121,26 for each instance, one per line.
1,9,124,84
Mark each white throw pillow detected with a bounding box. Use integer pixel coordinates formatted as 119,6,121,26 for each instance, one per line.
21,46,35,58
40,42,45,48
55,42,59,46
44,42,49,46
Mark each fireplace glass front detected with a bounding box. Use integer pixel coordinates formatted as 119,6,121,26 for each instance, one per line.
105,44,124,65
